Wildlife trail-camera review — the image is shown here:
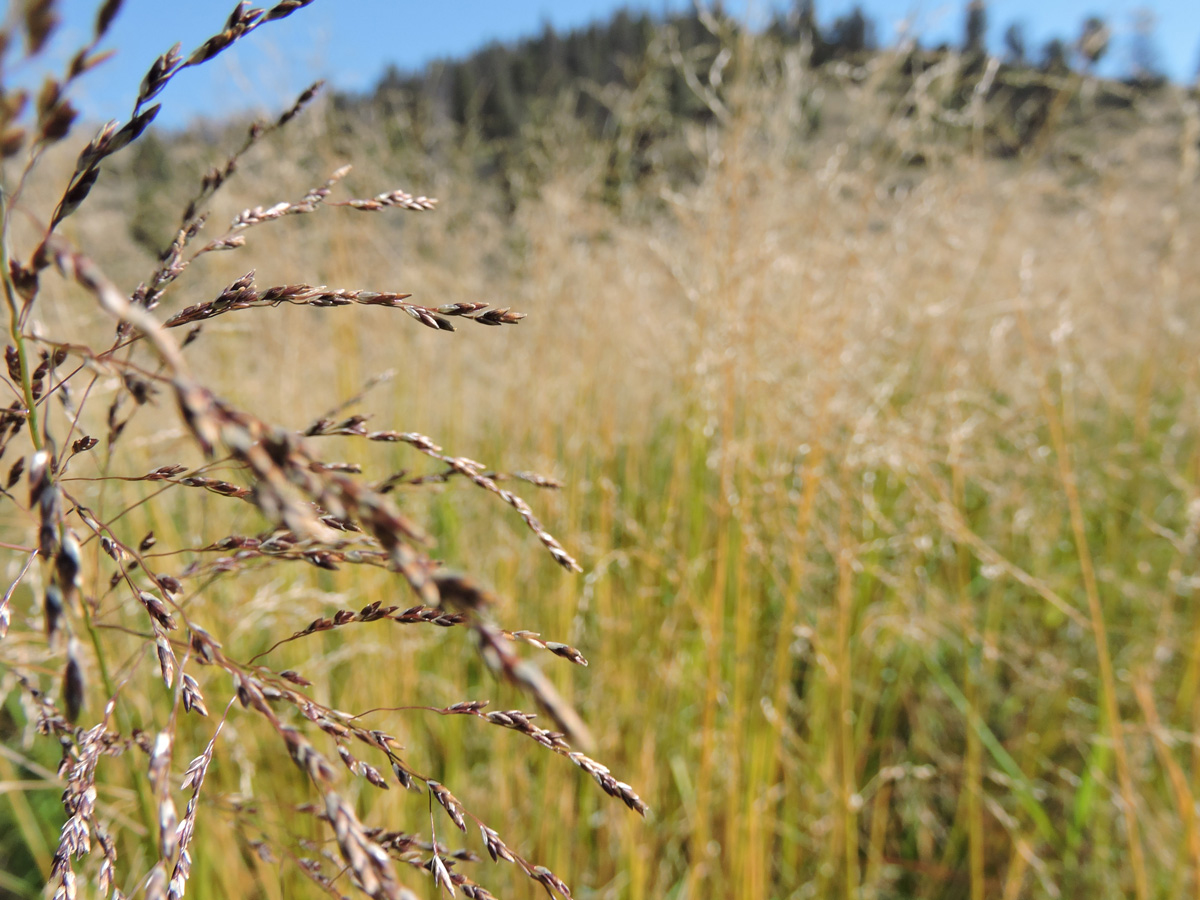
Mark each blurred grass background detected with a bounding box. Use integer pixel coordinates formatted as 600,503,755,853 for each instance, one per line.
4,9,1200,900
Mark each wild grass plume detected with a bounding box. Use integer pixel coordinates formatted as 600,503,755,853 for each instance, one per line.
0,3,645,899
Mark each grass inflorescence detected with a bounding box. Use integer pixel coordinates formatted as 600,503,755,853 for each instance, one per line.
0,4,645,900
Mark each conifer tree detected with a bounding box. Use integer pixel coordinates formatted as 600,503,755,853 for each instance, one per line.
964,1,988,55
1003,22,1027,64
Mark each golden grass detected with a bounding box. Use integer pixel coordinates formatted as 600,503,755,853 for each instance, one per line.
4,21,1200,900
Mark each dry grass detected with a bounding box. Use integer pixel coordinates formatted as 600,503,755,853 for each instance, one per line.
4,5,1200,900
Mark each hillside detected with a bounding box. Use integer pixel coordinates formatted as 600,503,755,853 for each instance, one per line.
108,3,1183,256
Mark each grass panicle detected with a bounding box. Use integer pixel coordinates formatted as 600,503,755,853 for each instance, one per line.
0,5,641,900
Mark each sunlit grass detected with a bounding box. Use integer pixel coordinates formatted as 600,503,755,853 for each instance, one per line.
4,35,1200,900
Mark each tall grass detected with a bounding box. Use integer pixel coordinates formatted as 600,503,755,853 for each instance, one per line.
5,5,1200,900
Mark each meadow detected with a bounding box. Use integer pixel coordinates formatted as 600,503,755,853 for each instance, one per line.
3,8,1200,900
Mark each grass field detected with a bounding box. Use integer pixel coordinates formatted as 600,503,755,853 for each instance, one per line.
3,17,1200,900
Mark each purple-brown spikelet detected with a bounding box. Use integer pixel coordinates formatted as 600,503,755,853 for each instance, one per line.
0,3,643,899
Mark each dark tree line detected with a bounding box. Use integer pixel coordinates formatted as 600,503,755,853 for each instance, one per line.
125,2,1186,251
360,2,1179,146
368,4,891,144
373,10,664,142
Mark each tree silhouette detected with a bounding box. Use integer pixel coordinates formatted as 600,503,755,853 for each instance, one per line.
964,1,988,55
798,0,820,44
1041,38,1069,74
828,6,874,56
477,46,521,139
1003,22,1027,64
450,62,477,125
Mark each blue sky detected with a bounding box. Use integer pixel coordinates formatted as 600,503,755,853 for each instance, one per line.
23,1,1200,128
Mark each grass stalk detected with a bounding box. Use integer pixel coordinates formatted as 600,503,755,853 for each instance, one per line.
952,455,985,900
1134,677,1200,900
836,468,860,900
1,189,42,451
1016,308,1150,900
